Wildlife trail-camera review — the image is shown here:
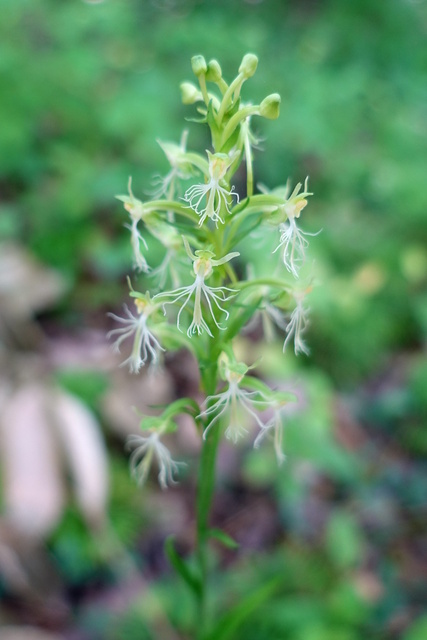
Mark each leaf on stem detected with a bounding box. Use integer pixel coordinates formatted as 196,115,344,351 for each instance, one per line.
208,528,239,550
222,297,262,343
165,536,202,596
203,576,282,640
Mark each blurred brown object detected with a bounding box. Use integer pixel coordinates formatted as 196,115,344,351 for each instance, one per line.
0,381,109,539
0,244,66,349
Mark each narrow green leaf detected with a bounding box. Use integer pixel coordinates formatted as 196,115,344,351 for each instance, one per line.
223,297,262,342
204,577,281,640
208,528,239,549
220,124,240,154
242,376,296,403
185,115,208,124
156,323,202,360
231,216,263,248
162,397,200,420
230,196,250,216
164,536,201,596
206,100,219,136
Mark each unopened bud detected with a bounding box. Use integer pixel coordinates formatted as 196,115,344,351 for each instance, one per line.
239,53,258,79
191,55,207,77
259,93,281,119
206,59,222,82
180,82,202,104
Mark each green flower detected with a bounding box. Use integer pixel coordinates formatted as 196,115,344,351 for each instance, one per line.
127,430,184,489
154,239,239,337
184,150,240,226
108,294,164,373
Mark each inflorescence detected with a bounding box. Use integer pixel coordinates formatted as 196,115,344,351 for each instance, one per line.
109,54,318,486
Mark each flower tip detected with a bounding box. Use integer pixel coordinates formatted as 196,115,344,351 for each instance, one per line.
277,454,286,466
239,53,258,78
180,81,202,104
206,59,222,82
191,55,207,77
259,93,281,120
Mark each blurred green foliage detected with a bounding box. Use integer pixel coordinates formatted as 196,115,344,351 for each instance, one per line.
2,0,427,638
1,0,426,384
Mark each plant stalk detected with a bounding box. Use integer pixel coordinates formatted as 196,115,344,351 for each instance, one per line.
194,342,222,638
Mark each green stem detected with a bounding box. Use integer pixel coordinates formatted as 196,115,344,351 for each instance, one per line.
185,152,210,175
192,100,240,638
220,105,259,148
198,73,210,106
194,221,226,637
195,357,221,639
146,200,200,223
196,424,221,637
216,73,245,125
234,277,292,292
215,77,229,95
244,127,254,198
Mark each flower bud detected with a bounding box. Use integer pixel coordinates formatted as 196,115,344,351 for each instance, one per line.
191,55,207,77
180,82,202,104
206,59,222,82
239,53,258,78
259,93,281,119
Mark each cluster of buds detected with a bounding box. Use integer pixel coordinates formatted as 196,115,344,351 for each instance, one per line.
110,55,318,487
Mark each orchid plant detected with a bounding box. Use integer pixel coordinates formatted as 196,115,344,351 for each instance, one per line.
110,54,317,639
